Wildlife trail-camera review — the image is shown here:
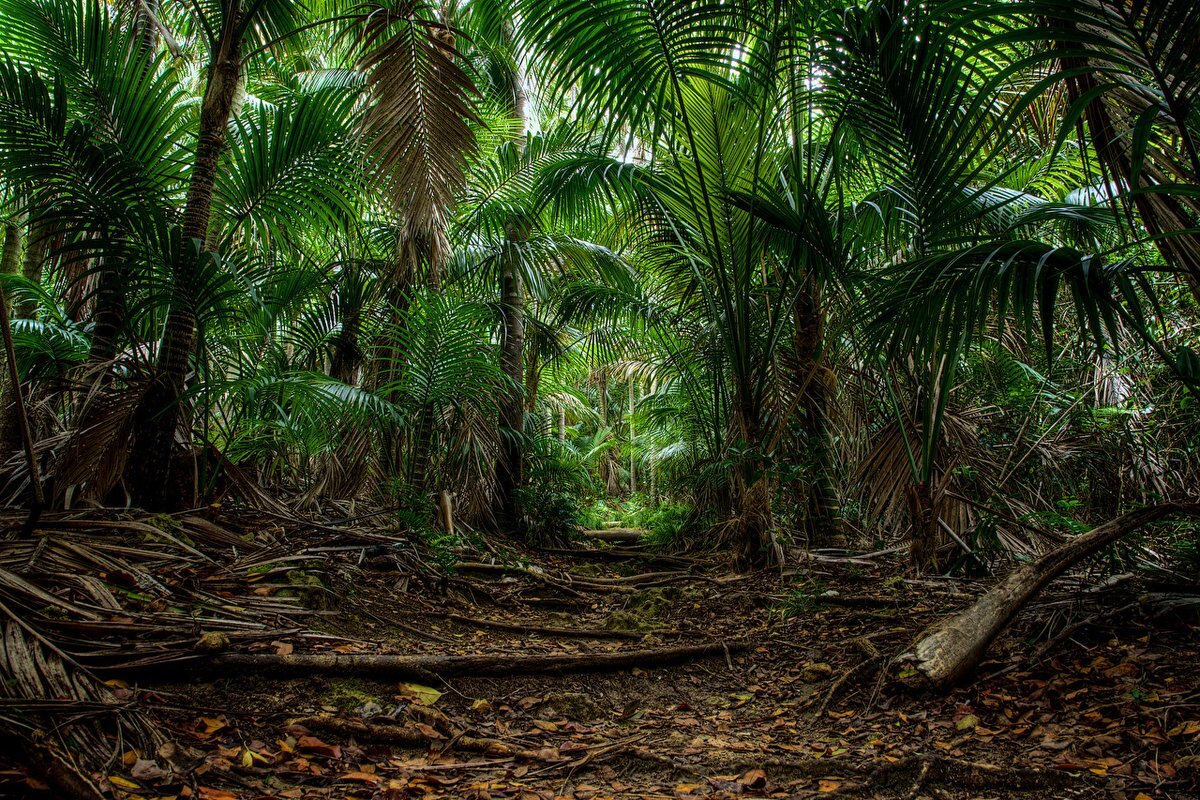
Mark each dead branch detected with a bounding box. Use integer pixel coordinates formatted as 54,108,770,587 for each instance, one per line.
288,716,546,760
197,641,745,680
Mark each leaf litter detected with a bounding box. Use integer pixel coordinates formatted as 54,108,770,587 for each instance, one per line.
0,507,1197,799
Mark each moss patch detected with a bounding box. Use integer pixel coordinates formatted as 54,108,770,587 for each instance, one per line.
321,678,381,711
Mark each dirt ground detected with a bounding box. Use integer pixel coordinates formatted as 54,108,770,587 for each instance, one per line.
4,523,1199,800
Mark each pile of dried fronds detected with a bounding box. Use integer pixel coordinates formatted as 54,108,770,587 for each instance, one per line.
0,507,353,790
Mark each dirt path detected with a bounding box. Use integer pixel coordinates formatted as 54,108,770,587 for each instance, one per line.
108,536,1198,800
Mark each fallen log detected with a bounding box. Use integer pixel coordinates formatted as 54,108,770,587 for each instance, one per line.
902,503,1200,688
204,641,745,680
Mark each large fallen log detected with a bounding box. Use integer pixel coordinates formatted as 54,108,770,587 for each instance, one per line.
902,503,1200,689
203,641,744,680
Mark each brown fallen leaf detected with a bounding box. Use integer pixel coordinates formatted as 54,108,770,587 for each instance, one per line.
297,735,342,759
739,768,767,789
338,771,382,783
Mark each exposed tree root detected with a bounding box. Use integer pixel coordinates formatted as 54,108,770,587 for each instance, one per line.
289,716,547,760
583,529,646,543
622,750,1087,794
817,594,912,608
434,612,642,640
814,655,884,718
543,547,698,569
452,562,590,598
200,641,745,680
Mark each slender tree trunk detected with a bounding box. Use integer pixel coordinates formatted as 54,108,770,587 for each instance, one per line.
496,234,525,529
628,380,636,494
524,322,539,412
493,33,527,530
793,277,841,544
17,214,49,320
598,371,618,496
0,220,23,454
127,17,244,509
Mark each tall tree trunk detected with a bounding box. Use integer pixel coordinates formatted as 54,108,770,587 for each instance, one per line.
524,322,539,412
628,380,636,494
793,277,841,544
496,234,525,530
127,16,244,509
0,220,23,455
85,246,126,367
16,214,49,320
908,480,939,573
597,371,619,496
330,307,362,385
493,30,527,530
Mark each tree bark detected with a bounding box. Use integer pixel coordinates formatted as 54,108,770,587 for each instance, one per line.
628,380,636,494
793,277,841,544
728,398,774,570
907,480,939,573
524,320,539,412
495,234,525,530
127,15,244,509
904,503,1200,689
17,214,50,320
493,37,527,531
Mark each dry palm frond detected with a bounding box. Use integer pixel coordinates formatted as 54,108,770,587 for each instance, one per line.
855,405,994,547
296,427,380,509
0,509,321,777
52,380,150,508
355,1,482,280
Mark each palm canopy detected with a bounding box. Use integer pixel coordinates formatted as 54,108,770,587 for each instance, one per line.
0,0,1194,573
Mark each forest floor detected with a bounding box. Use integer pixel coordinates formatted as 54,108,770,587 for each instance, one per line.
3,511,1200,800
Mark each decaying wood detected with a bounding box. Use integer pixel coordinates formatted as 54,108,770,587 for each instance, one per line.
205,641,745,679
903,503,1200,688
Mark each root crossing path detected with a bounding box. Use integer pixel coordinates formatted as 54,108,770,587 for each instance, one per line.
103,530,1196,800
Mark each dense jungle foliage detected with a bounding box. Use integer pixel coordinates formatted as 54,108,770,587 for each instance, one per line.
1,0,1199,571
